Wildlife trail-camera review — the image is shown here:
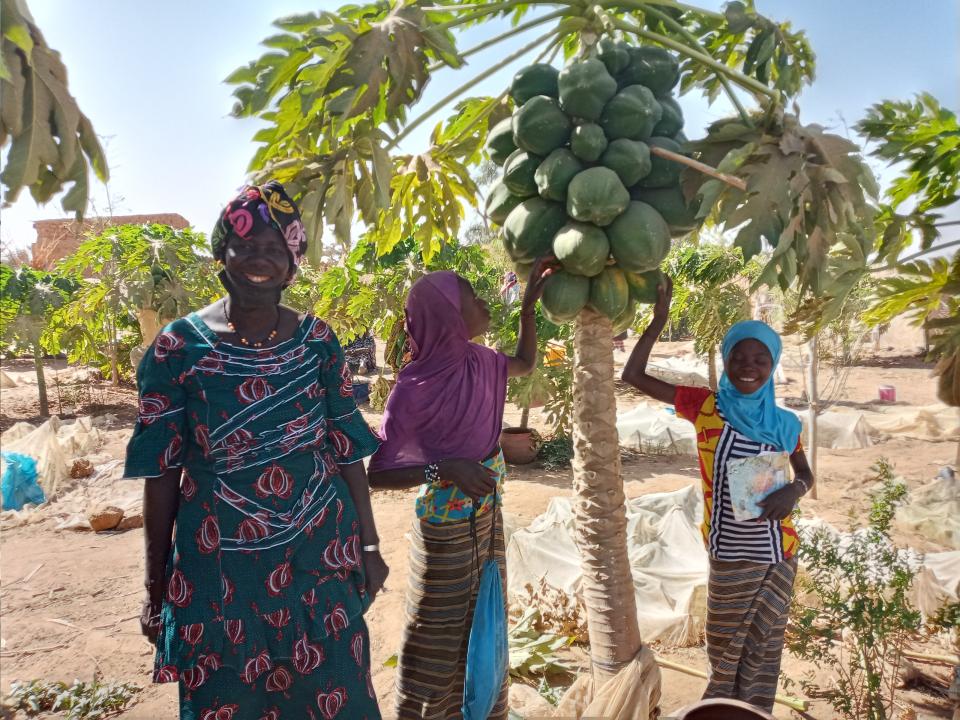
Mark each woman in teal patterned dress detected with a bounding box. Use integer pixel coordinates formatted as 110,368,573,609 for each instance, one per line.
125,182,388,720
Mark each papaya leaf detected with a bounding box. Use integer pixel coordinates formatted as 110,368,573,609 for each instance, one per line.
0,0,107,216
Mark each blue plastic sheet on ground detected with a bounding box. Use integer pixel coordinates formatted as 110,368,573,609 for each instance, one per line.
1,451,45,511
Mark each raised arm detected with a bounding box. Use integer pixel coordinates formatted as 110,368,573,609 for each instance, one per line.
506,257,555,378
621,277,676,404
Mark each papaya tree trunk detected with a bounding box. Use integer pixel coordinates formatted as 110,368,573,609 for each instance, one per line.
33,346,49,417
807,335,819,499
571,308,646,687
708,346,719,391
519,406,530,430
137,307,161,347
107,316,120,385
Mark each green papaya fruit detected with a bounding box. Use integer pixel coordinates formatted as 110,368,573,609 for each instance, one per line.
485,182,523,226
540,271,590,323
512,95,572,156
510,63,560,105
637,136,684,188
502,149,542,197
600,85,662,141
552,222,610,277
558,58,618,121
486,117,518,166
600,138,651,187
535,149,584,202
589,266,630,319
566,167,630,227
606,201,671,272
570,123,608,162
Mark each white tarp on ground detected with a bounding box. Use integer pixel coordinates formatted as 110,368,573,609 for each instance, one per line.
646,355,710,389
508,484,960,649
795,409,876,450
896,470,960,550
0,416,103,497
507,485,709,646
865,403,960,441
616,404,697,455
617,401,959,454
616,403,878,454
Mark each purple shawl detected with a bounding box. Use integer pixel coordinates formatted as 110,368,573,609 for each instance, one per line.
368,271,508,472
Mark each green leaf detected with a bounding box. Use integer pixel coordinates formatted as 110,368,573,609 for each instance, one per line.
0,1,108,217
3,22,33,57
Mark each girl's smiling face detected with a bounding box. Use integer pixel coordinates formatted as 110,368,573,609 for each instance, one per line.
725,338,773,394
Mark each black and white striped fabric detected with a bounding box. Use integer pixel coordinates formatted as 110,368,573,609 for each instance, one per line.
708,418,786,563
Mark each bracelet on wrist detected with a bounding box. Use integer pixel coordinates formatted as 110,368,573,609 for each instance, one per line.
424,463,440,484
793,477,810,494
362,544,380,553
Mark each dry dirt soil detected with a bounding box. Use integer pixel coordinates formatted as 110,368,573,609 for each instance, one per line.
1,340,957,719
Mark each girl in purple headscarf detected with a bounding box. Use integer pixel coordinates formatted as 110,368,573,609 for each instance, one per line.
368,259,552,720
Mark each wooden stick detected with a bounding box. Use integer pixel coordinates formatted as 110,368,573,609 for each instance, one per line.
91,613,140,631
21,562,45,584
7,562,45,586
656,657,809,712
0,641,71,657
44,617,86,631
649,145,748,192
902,650,960,666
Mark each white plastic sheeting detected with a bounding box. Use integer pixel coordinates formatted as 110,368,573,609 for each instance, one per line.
507,483,960,650
616,401,959,455
646,355,710,389
616,404,697,455
896,470,960,550
0,416,102,497
507,486,709,646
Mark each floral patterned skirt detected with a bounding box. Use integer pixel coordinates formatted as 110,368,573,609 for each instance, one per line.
178,619,381,720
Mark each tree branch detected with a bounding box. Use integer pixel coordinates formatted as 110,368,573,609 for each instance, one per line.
430,0,566,32
650,144,748,191
389,30,558,150
436,33,562,152
609,16,778,100
636,4,754,126
869,238,960,271
427,9,568,73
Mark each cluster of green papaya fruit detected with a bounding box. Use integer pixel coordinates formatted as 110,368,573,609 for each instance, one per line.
485,40,695,329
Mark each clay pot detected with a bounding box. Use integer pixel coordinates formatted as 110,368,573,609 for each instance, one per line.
673,699,775,720
499,427,540,465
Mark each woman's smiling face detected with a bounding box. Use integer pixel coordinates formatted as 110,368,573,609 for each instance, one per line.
222,227,291,294
725,338,773,394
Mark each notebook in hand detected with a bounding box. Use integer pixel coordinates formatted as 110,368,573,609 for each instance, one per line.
726,451,791,521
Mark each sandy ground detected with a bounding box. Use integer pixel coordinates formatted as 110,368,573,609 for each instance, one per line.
1,338,957,719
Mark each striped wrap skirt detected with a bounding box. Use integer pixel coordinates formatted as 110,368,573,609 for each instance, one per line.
395,508,508,720
703,556,798,713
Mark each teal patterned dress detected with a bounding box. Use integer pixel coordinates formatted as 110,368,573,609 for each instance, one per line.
124,313,382,720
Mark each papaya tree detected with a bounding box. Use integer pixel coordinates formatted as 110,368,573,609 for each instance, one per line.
665,243,757,389
0,0,108,216
853,94,960,460
0,264,76,415
46,224,219,382
228,0,887,702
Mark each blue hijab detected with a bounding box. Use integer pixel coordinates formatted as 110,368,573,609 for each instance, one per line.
716,320,802,453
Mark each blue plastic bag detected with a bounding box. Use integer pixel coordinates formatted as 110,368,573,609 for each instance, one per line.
462,507,508,720
1,452,45,511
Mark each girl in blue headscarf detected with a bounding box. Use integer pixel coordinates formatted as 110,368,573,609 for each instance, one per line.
622,278,813,713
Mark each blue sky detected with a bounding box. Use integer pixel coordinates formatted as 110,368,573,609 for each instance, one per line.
2,0,957,253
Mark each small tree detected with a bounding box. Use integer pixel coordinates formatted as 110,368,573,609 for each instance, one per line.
0,264,76,415
788,459,924,720
664,243,756,389
47,224,219,382
855,95,960,459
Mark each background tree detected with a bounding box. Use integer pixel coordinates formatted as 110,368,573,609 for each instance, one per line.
46,224,219,382
665,243,756,389
0,264,75,415
856,95,960,440
0,0,107,216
